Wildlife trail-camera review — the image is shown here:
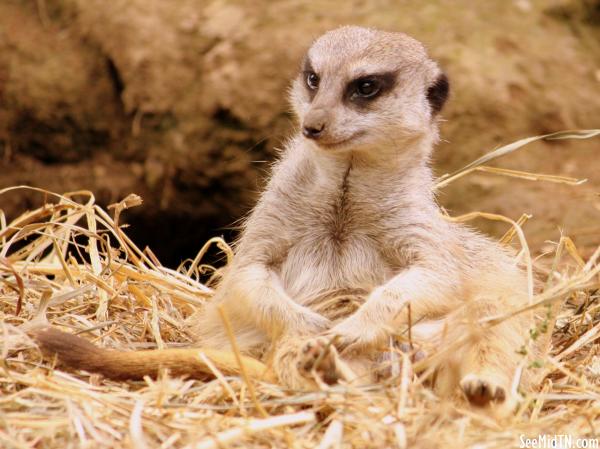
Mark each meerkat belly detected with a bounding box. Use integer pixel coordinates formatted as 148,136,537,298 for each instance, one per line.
279,232,391,305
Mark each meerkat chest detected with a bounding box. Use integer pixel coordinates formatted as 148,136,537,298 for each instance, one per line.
278,183,395,302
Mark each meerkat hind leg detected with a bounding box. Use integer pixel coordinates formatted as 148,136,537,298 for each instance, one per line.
457,327,518,409
452,302,528,412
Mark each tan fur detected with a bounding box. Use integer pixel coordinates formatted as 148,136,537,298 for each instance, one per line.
31,326,274,381
33,26,532,415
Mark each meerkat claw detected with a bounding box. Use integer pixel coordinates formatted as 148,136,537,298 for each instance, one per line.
460,373,507,407
299,337,341,385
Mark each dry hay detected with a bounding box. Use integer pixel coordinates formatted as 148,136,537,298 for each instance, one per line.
1,130,600,449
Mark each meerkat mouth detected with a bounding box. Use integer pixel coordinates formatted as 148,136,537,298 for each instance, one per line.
315,131,365,150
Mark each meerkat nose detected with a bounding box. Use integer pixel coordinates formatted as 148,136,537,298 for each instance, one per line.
302,108,328,139
303,123,325,139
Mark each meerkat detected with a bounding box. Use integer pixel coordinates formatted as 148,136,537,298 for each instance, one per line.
32,26,532,414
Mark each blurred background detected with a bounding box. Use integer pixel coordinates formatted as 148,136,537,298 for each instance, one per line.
0,0,599,267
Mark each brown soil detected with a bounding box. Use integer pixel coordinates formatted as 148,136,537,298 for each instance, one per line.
1,0,599,265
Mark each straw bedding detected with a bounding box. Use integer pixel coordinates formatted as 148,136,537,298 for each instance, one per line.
1,130,599,449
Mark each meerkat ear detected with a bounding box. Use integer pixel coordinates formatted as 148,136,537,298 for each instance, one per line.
426,73,449,115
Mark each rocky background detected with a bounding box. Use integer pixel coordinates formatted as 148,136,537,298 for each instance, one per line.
1,0,599,266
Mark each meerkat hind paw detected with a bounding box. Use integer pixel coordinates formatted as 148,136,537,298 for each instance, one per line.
460,373,507,407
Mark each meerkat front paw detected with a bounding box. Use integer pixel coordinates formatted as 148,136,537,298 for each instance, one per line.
289,309,332,337
297,336,341,385
460,373,507,407
326,318,387,354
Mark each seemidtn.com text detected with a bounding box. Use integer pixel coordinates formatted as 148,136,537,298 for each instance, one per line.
519,434,599,448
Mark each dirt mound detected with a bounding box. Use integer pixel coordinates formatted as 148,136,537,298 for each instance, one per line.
1,0,599,264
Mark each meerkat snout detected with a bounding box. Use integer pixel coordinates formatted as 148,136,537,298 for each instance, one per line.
290,26,450,154
302,108,327,139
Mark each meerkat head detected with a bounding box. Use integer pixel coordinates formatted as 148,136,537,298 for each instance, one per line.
290,26,449,156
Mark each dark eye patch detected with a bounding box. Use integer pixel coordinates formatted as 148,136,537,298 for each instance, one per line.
344,71,398,108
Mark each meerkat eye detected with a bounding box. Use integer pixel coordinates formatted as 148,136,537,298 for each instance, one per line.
354,79,380,98
306,72,320,90
345,73,395,105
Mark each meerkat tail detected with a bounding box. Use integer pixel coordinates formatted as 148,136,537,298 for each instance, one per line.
29,326,274,382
